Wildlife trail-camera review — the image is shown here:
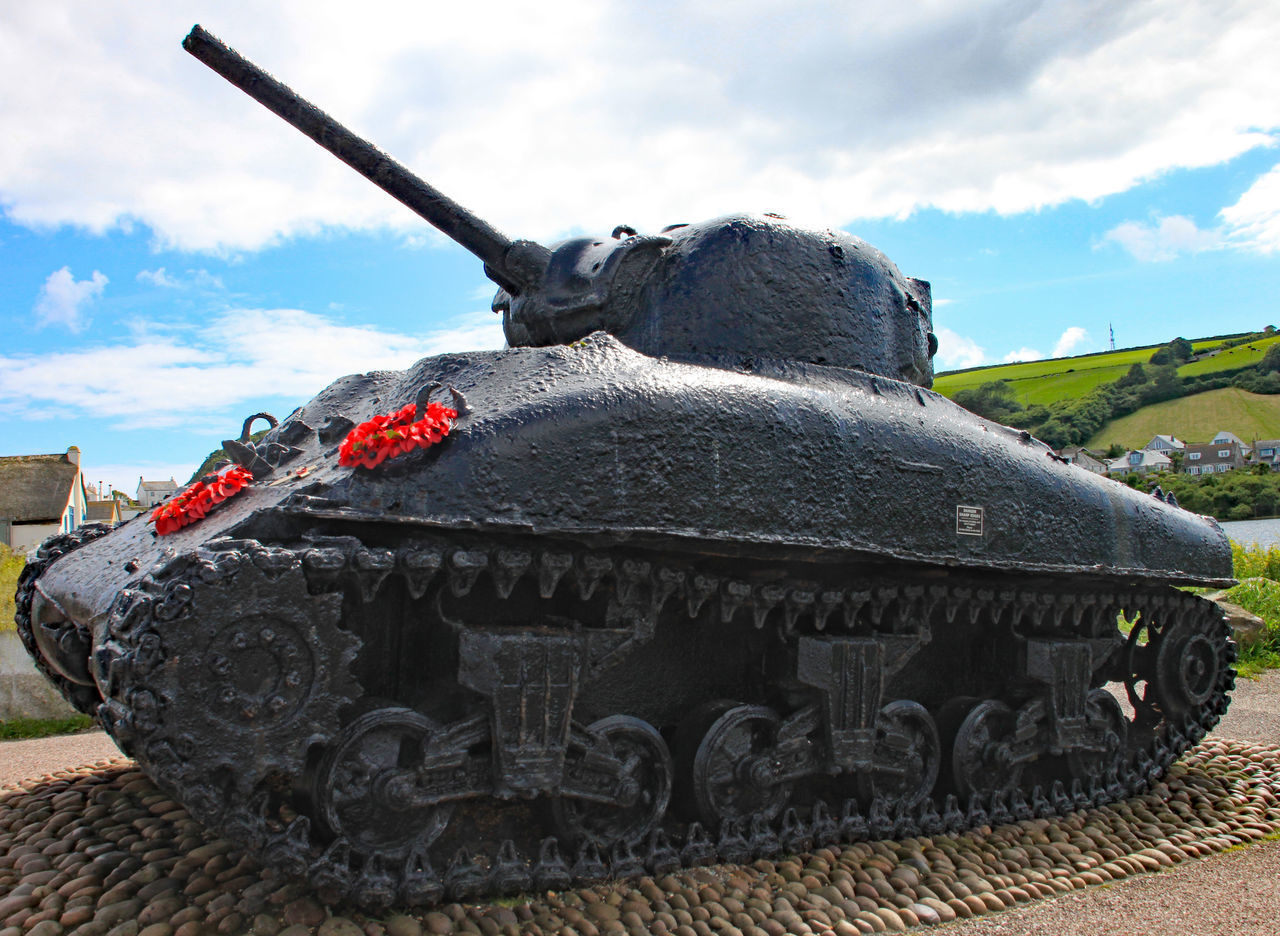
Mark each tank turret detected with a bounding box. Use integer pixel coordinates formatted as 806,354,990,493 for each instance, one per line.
183,26,936,387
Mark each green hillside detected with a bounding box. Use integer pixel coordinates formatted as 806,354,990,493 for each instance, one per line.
933,337,1232,401
1085,388,1280,450
931,330,1280,450
1177,334,1280,376
935,345,1166,399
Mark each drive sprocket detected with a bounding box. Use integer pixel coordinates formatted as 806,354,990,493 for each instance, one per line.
94,543,361,832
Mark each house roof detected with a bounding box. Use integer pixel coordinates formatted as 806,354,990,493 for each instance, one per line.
0,453,80,523
138,479,177,492
1059,446,1104,464
1182,443,1244,466
1107,450,1172,472
1145,434,1185,449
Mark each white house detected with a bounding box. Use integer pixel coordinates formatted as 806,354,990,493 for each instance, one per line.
1107,449,1172,477
136,477,178,509
1143,434,1185,452
1058,446,1107,474
0,446,89,552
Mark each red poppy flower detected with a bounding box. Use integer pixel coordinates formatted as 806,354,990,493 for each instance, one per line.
338,400,457,469
151,465,254,536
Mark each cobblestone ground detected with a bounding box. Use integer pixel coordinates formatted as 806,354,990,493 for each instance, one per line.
0,671,1276,936
0,737,1276,936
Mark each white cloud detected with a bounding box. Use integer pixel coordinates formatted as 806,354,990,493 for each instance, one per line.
137,267,225,290
33,267,108,331
1052,326,1089,357
1002,347,1042,363
1,2,1278,251
933,326,987,370
137,267,177,287
0,306,505,431
1100,214,1222,262
1220,163,1280,254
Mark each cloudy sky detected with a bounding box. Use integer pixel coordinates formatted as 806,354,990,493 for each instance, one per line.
2,0,1279,494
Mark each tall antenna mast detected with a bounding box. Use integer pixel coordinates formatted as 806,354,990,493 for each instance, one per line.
1109,323,1115,351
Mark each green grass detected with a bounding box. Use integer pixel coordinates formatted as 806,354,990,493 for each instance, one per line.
932,334,1248,404
1224,544,1280,677
0,714,94,740
0,544,23,634
1177,334,1280,377
933,345,1166,399
1084,387,1280,451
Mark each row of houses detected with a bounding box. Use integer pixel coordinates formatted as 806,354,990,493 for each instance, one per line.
0,447,177,551
1061,431,1280,478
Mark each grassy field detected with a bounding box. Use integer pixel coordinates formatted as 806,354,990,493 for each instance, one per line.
933,336,1233,401
934,345,1161,398
1085,387,1280,450
1177,334,1280,376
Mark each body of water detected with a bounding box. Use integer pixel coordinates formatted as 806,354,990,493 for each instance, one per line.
1219,517,1280,547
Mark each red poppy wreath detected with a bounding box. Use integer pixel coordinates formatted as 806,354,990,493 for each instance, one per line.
152,464,254,536
338,400,457,469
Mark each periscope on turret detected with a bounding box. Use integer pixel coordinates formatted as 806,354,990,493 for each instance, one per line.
12,24,1236,909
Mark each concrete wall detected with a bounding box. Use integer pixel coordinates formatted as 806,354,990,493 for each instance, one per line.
9,522,57,554
0,630,78,721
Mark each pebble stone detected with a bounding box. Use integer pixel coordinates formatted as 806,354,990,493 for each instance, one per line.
1,741,1279,935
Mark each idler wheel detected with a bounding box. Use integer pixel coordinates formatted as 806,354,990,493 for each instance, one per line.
1122,615,1162,728
856,700,941,809
549,715,672,848
1066,688,1129,781
1154,619,1222,718
688,704,790,827
952,699,1022,802
313,707,454,860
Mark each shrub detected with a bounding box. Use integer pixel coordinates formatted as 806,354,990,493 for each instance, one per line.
0,544,24,634
1222,574,1280,674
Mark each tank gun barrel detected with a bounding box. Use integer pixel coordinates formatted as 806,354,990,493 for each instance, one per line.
182,25,544,295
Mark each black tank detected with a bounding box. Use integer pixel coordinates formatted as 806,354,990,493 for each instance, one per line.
14,25,1235,909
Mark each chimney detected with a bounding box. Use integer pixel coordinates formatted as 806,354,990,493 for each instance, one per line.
66,445,81,466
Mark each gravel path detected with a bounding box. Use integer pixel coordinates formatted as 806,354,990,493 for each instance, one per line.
0,731,123,788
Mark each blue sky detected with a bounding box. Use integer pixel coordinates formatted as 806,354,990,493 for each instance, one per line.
2,1,1280,495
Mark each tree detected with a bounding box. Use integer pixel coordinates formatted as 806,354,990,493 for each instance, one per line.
953,380,1024,423
1258,343,1280,374
1116,363,1147,388
1169,337,1193,362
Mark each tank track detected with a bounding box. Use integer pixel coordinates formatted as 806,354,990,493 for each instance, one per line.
23,532,1234,908
12,524,115,717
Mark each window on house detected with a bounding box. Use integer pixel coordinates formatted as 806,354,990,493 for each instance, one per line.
1219,449,1230,457
1186,466,1197,475
1263,449,1275,457
1218,464,1228,472
1129,452,1141,465
1189,452,1201,460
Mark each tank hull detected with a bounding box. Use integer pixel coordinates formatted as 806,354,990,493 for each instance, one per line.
35,333,1230,626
